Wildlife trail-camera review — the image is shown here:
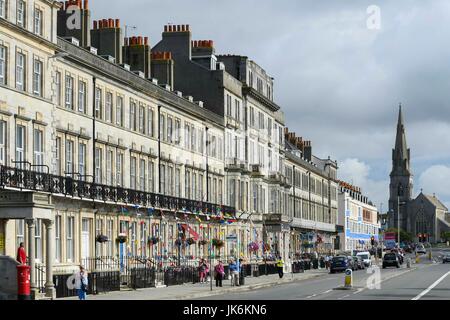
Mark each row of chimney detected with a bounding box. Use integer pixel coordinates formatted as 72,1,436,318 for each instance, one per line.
57,5,174,88
285,128,312,161
338,180,362,194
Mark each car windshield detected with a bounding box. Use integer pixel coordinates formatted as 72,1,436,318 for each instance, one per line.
385,254,396,259
358,255,369,259
333,257,346,262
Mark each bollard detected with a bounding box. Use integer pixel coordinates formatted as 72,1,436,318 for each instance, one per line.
415,254,420,264
344,269,353,288
407,258,411,268
17,265,31,300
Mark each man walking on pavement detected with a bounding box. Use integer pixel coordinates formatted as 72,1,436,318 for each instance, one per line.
229,259,240,286
276,256,284,279
16,242,27,265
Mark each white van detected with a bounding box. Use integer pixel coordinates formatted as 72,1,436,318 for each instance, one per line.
356,251,372,267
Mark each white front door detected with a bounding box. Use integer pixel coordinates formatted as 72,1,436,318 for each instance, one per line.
81,218,90,259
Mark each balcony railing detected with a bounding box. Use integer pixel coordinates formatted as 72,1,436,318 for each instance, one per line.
0,165,235,216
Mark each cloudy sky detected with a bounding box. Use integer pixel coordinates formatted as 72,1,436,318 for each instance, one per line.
91,0,450,210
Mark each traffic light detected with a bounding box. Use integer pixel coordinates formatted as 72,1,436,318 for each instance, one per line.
418,233,422,242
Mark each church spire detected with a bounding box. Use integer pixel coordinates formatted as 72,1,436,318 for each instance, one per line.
391,103,411,175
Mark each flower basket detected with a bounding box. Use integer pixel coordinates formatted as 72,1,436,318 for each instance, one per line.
116,233,127,243
148,236,160,246
263,243,271,252
186,238,196,246
248,242,259,253
96,234,108,243
212,238,224,248
199,240,208,246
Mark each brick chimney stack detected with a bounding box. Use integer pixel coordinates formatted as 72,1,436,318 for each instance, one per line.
91,18,123,63
57,0,91,47
150,51,175,89
123,35,152,78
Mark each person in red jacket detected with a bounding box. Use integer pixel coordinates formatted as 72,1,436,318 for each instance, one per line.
16,242,27,265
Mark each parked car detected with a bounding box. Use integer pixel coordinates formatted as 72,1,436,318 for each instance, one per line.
442,254,450,263
330,256,351,273
416,244,426,255
383,252,401,268
352,256,365,270
356,251,372,267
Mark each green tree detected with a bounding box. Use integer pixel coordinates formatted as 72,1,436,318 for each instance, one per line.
386,228,413,243
441,232,450,241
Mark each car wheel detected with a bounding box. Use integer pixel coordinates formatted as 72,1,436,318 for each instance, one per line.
396,263,400,268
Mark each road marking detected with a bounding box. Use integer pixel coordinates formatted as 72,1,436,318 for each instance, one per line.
412,271,450,300
338,294,350,300
353,288,364,295
323,289,333,294
306,294,317,299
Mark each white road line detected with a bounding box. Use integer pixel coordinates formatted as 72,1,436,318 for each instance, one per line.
412,271,450,300
338,294,350,300
323,289,333,294
306,294,317,299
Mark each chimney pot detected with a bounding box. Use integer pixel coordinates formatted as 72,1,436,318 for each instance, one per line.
93,20,98,29
164,25,168,32
124,38,129,46
83,0,88,9
108,18,114,28
168,25,172,32
115,19,120,28
144,37,148,45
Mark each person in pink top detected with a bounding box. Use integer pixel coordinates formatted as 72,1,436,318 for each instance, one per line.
214,260,225,287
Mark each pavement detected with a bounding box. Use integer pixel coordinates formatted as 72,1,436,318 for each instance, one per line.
58,268,329,300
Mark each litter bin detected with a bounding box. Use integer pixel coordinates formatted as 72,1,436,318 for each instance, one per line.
319,259,325,269
252,264,259,277
239,270,245,285
312,259,319,269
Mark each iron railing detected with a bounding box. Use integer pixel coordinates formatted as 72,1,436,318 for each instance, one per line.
0,165,235,216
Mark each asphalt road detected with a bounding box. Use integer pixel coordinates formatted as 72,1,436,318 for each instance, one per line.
198,250,450,300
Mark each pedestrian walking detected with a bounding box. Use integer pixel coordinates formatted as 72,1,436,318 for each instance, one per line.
214,260,225,287
276,256,284,279
198,259,208,283
229,259,240,286
16,242,27,265
74,265,88,300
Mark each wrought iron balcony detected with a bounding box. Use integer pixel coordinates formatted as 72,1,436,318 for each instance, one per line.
0,165,235,216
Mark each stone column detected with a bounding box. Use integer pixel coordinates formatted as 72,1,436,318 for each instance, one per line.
26,219,36,296
44,219,55,299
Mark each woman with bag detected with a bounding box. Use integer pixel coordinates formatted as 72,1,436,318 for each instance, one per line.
74,265,88,300
198,259,208,283
214,261,225,287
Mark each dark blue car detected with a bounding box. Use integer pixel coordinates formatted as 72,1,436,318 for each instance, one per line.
330,256,351,273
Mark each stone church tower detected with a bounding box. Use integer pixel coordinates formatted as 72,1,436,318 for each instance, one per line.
388,105,413,231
